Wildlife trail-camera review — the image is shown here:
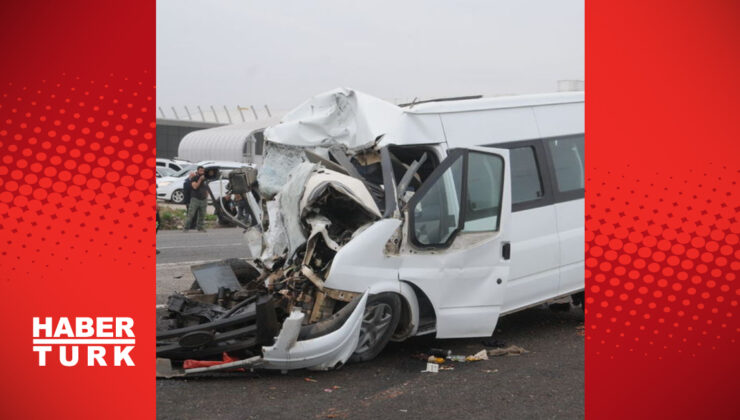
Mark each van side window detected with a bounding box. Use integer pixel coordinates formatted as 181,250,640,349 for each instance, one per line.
510,146,544,204
546,135,584,193
463,152,504,232
411,155,463,246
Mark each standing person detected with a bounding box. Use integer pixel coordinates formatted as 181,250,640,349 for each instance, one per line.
182,171,198,230
183,166,208,232
234,193,249,224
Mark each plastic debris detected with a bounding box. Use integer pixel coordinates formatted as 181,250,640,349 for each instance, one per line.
576,324,585,336
482,369,499,374
466,350,489,362
421,363,439,373
304,377,318,382
439,365,455,371
323,388,333,393
487,345,529,357
427,356,445,364
182,352,241,370
447,355,467,363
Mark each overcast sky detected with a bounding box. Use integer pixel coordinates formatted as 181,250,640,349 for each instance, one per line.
157,0,583,115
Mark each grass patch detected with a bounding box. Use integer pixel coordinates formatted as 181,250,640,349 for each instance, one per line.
158,206,219,230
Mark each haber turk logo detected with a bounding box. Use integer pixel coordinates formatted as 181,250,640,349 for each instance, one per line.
33,317,136,367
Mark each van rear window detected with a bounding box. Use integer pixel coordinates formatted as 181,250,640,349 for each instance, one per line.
546,135,584,193
510,146,544,204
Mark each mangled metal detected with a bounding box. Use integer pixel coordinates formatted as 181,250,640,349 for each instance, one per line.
157,134,393,375
157,88,452,375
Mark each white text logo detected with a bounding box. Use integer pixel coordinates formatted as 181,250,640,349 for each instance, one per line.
32,317,136,367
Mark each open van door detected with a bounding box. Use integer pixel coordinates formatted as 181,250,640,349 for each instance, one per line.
399,147,511,338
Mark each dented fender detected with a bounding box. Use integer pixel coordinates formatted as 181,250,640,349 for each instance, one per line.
260,291,369,371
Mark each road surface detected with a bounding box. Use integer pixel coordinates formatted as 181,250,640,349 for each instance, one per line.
156,228,584,419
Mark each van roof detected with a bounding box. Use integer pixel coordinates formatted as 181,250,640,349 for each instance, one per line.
404,91,584,114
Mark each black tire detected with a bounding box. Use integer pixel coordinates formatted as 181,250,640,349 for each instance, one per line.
350,293,401,363
171,189,185,204
571,291,585,309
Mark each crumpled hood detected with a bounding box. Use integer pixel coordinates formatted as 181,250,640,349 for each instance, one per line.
264,88,404,152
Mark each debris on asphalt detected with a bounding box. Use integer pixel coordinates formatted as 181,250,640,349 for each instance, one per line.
487,345,529,357
482,369,499,374
576,324,585,336
466,350,489,361
421,363,439,373
427,356,445,364
324,407,350,419
439,365,455,371
429,348,451,358
182,352,242,370
444,349,489,363
411,353,429,361
304,377,318,382
323,388,333,393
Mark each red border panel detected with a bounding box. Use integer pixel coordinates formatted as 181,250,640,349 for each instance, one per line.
587,1,739,418
0,1,155,419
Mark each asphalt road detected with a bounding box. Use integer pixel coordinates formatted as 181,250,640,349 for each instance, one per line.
157,228,249,264
156,229,584,420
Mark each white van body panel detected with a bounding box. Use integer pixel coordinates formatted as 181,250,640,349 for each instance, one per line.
555,199,585,295
532,102,585,138
324,219,403,293
398,147,512,338
500,206,561,313
438,108,541,147
271,90,584,340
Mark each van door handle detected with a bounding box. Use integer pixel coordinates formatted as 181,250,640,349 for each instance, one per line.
502,242,511,260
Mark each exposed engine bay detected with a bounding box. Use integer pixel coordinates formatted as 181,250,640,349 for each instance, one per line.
156,90,441,376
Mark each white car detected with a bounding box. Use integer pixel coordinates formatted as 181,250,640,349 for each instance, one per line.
157,89,584,375
156,161,254,204
156,158,191,172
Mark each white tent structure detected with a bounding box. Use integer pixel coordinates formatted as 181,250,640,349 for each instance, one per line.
176,116,283,165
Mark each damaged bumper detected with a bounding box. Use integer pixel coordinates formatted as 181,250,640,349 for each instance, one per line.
261,291,367,371
156,291,368,377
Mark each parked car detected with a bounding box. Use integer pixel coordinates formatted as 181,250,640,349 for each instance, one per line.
156,158,191,172
156,88,584,375
156,161,254,204
156,166,176,178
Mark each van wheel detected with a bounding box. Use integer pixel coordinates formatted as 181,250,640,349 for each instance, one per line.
350,293,401,363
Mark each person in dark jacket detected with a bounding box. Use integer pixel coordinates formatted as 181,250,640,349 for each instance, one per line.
183,166,208,232
182,172,199,230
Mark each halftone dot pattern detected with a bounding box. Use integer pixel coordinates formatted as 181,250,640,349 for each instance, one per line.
0,73,156,280
0,2,156,419
586,164,739,358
